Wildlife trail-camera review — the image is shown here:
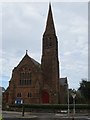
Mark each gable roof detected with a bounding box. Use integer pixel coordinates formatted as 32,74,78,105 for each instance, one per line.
31,58,41,68
15,52,41,70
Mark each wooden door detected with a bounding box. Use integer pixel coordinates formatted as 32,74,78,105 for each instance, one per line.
42,91,49,103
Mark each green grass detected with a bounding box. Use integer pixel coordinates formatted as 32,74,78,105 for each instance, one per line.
0,116,3,120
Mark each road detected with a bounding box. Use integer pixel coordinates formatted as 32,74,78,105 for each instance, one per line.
2,111,90,120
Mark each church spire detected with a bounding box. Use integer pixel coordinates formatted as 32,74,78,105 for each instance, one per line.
44,3,56,35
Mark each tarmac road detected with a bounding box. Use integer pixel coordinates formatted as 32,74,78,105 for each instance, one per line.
2,111,90,120
2,117,90,120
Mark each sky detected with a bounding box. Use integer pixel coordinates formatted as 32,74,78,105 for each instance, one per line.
0,2,88,90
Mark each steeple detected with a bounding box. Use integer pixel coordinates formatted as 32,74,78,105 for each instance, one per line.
41,3,59,104
44,3,56,35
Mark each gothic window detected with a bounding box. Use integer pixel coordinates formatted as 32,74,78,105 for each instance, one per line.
19,67,32,86
27,92,32,98
27,80,32,85
17,93,21,97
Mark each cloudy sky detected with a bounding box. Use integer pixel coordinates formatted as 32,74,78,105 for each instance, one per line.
1,2,88,90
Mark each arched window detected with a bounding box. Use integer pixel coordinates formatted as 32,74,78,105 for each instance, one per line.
27,93,32,98
19,67,32,86
17,93,21,97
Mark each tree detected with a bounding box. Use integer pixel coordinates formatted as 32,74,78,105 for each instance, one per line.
78,79,90,104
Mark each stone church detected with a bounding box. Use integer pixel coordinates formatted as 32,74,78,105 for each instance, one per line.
3,4,68,105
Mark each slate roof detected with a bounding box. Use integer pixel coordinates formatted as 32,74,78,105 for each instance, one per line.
31,58,41,68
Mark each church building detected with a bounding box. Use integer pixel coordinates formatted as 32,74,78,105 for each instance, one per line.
3,4,68,105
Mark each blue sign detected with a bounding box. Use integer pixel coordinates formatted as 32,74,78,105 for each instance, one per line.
15,99,23,104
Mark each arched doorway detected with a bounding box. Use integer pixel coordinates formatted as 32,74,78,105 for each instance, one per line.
42,91,49,103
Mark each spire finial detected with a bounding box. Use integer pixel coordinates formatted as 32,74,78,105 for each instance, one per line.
49,2,51,12
26,50,28,55
49,2,51,7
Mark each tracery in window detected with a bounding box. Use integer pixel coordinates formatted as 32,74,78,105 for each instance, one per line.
19,67,32,86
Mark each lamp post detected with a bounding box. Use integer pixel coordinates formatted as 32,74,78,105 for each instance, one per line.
21,100,24,117
64,81,69,117
71,92,76,116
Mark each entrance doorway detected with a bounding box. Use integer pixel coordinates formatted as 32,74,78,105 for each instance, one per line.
42,91,49,103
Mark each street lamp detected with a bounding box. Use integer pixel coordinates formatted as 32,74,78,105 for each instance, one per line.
21,100,24,117
71,92,76,116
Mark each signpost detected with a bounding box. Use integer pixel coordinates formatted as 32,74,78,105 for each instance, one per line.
15,99,24,116
71,92,76,116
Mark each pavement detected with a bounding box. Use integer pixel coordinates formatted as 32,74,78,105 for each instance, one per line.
2,111,90,120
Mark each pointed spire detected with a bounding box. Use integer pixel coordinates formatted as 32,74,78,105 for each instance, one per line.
44,3,56,35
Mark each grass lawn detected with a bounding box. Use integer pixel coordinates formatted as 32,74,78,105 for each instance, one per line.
0,116,3,120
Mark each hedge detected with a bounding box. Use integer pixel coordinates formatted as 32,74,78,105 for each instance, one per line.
9,104,90,110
